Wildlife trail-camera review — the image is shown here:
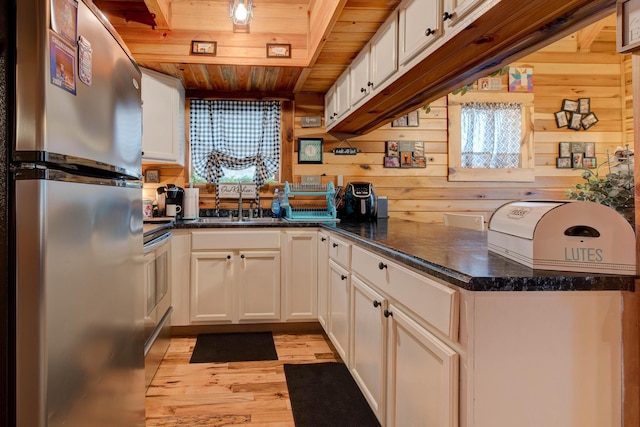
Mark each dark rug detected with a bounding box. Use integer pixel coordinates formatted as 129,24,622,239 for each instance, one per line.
284,362,381,427
189,332,278,363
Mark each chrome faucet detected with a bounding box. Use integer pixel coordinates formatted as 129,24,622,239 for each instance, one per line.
237,182,243,221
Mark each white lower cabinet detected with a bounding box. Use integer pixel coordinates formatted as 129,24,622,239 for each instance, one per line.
328,259,350,363
317,231,330,331
386,304,459,427
281,230,318,321
350,275,387,423
190,230,281,324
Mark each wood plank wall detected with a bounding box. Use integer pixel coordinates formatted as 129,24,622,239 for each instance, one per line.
293,27,630,224
142,18,632,223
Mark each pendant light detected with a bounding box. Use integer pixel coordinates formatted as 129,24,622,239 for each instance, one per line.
229,0,253,26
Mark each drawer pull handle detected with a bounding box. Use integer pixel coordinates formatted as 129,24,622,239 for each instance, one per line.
443,11,453,21
425,28,435,37
373,300,381,308
378,262,387,270
384,309,393,318
332,243,339,248
321,237,327,241
341,274,347,280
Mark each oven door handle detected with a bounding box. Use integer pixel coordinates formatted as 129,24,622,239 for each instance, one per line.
144,232,172,253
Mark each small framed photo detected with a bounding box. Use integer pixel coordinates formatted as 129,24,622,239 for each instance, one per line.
559,142,571,157
570,142,585,153
583,157,598,168
555,111,568,128
144,169,160,183
581,112,599,130
266,43,291,58
191,40,217,55
572,152,584,168
578,98,590,114
384,156,400,168
298,138,323,164
412,156,427,168
568,112,583,130
584,142,595,157
391,110,419,127
386,140,399,157
562,99,579,112
400,151,413,168
556,157,572,168
413,141,424,157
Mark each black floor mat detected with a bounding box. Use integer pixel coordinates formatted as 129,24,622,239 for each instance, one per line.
284,362,381,427
189,332,278,363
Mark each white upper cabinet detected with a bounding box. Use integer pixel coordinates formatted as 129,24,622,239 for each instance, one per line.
336,71,351,118
324,84,337,126
141,68,185,166
398,0,444,66
370,11,398,91
443,0,488,26
350,47,371,106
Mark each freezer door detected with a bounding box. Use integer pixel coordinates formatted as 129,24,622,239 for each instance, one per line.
15,178,144,427
15,0,142,176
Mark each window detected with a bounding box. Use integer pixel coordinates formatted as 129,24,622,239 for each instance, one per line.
189,99,281,186
448,92,534,182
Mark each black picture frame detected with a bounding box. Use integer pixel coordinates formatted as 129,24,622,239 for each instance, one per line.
556,157,572,168
191,40,217,56
266,43,291,58
581,112,599,130
391,110,419,127
559,142,571,157
383,156,400,168
583,157,598,168
562,99,579,112
572,152,584,168
584,142,596,157
297,138,323,164
400,151,413,168
568,112,583,130
555,111,568,128
578,98,590,114
144,169,160,183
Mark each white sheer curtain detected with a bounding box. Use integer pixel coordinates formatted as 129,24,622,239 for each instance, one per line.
460,102,522,168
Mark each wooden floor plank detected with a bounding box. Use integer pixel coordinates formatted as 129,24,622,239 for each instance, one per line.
146,331,340,426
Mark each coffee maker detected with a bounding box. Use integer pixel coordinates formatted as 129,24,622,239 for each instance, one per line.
157,184,184,218
340,182,377,221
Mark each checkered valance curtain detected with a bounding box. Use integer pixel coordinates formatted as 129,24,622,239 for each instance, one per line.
190,100,281,186
461,102,521,168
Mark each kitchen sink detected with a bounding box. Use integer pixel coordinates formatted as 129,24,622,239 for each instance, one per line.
192,217,283,225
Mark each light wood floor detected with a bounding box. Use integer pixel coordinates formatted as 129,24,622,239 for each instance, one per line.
145,331,341,426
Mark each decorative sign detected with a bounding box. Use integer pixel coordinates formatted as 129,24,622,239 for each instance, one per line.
266,43,291,58
333,147,358,155
78,36,92,86
301,116,322,128
217,183,257,199
49,32,76,95
508,67,533,92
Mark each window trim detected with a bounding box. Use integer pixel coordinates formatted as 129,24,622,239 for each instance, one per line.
447,92,535,182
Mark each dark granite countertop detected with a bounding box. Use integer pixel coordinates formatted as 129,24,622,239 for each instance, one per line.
323,219,636,292
170,217,636,292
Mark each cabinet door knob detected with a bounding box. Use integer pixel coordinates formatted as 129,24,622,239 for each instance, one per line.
443,11,453,21
341,274,347,280
378,262,387,270
361,87,367,93
226,255,231,260
321,237,327,241
425,28,435,37
367,81,373,87
240,254,245,259
373,300,381,308
384,309,393,318
332,243,339,248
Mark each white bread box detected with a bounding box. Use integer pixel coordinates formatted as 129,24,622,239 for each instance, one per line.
488,200,636,275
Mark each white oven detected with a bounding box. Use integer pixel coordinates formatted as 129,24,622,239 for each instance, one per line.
143,229,172,389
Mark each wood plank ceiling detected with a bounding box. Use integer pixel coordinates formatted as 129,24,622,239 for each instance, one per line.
93,0,401,97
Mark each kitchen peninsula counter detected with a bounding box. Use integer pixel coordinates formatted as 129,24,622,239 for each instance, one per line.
172,217,635,292
326,218,636,292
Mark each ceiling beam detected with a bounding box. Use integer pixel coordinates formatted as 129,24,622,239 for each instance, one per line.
144,0,171,29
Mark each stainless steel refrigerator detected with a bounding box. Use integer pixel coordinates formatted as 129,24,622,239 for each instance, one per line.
2,0,145,425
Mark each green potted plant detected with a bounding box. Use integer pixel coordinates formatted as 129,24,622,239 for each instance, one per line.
566,149,635,228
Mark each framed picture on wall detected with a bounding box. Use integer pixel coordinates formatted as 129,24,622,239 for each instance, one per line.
617,0,640,53
384,156,400,168
556,157,572,168
559,142,571,157
298,138,323,164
